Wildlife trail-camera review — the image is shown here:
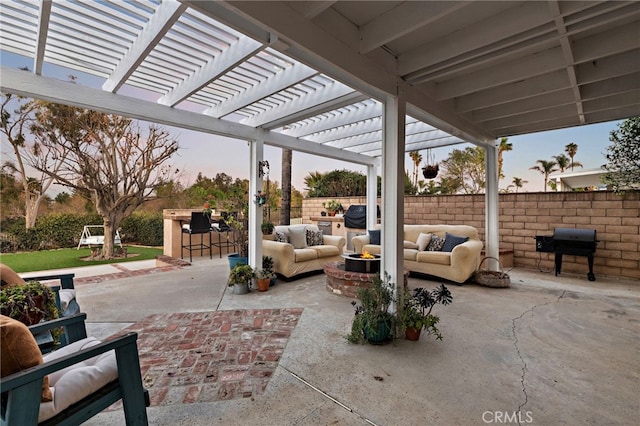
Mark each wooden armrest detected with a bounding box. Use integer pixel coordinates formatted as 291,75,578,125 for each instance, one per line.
21,273,75,290
29,313,88,345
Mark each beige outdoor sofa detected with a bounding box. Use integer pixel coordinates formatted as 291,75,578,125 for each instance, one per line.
352,224,483,283
262,224,346,279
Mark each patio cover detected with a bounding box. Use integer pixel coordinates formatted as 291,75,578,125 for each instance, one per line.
1,1,639,283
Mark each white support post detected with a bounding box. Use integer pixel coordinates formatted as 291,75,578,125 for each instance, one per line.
367,163,378,230
485,143,500,271
249,140,264,269
381,87,406,311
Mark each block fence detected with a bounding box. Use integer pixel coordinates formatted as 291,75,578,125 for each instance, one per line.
302,191,639,280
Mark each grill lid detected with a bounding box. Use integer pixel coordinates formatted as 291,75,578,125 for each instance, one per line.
553,228,597,242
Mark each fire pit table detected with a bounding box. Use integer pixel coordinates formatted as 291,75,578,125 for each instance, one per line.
324,261,408,298
342,253,380,273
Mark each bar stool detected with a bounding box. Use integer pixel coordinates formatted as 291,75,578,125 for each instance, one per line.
211,212,235,258
181,212,212,262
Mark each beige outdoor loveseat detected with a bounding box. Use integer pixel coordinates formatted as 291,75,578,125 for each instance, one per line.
262,224,346,279
352,224,483,283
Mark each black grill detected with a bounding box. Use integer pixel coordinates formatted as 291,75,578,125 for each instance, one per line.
344,205,367,229
552,227,598,281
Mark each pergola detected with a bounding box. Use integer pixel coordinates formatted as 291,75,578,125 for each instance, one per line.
1,0,639,286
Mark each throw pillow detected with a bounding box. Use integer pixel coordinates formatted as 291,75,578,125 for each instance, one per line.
289,227,308,249
416,233,432,251
403,240,418,250
426,235,445,251
0,264,26,289
368,229,381,245
275,231,288,243
306,229,323,246
0,315,53,402
441,233,469,252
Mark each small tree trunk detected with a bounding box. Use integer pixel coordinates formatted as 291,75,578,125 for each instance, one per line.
280,148,292,226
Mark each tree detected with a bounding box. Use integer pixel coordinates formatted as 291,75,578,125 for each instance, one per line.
497,137,512,179
409,150,422,187
280,148,292,225
553,154,570,173
29,103,179,258
511,177,528,193
303,169,368,197
440,146,485,194
1,94,69,228
529,159,558,192
564,142,583,171
601,117,640,193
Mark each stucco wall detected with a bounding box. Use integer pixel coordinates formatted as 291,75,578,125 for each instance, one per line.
302,192,639,280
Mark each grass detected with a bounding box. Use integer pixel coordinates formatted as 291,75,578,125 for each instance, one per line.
0,246,163,273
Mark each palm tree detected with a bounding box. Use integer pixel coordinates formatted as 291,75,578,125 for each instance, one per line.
564,143,583,171
497,137,512,179
280,148,292,225
409,150,422,187
529,160,558,192
511,176,528,193
553,154,570,173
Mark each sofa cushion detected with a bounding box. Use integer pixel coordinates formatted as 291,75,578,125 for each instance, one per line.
306,229,323,246
39,337,118,423
289,227,308,249
0,315,53,402
368,229,381,245
426,235,445,251
404,249,418,261
311,245,340,258
362,245,381,255
416,233,432,251
403,240,418,249
441,233,469,252
416,251,452,265
0,264,26,288
294,249,318,262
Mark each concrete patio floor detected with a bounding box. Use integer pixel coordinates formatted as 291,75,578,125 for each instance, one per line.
40,258,639,426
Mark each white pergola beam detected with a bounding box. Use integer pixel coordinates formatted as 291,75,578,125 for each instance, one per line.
1,67,377,166
204,61,318,117
158,36,265,106
102,0,187,92
358,1,466,54
34,0,52,75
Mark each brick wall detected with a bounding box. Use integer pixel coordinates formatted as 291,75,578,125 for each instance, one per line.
302,192,640,280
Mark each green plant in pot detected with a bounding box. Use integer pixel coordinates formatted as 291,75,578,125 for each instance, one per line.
401,284,453,341
0,281,62,345
261,221,275,235
322,200,341,216
228,263,254,295
348,272,396,344
262,255,277,286
254,268,274,292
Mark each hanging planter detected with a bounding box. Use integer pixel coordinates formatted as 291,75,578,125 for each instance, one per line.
421,148,439,179
422,164,439,179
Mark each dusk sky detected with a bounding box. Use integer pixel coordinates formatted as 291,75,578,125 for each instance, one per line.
1,51,622,195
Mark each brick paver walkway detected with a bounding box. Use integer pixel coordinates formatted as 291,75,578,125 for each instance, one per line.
114,308,303,406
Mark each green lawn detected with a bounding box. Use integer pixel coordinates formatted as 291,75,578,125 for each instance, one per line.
0,246,163,273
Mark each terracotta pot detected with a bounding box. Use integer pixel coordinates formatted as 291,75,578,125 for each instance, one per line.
405,327,422,341
256,278,270,292
328,211,336,217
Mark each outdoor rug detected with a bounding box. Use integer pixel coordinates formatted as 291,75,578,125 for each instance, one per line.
109,308,303,406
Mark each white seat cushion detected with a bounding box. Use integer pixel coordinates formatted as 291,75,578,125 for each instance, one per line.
39,337,118,422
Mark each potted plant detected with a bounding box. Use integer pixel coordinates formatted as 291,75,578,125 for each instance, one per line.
322,200,341,217
228,263,254,295
262,255,277,286
401,284,453,341
348,272,396,344
261,220,275,235
0,281,62,345
254,268,274,292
